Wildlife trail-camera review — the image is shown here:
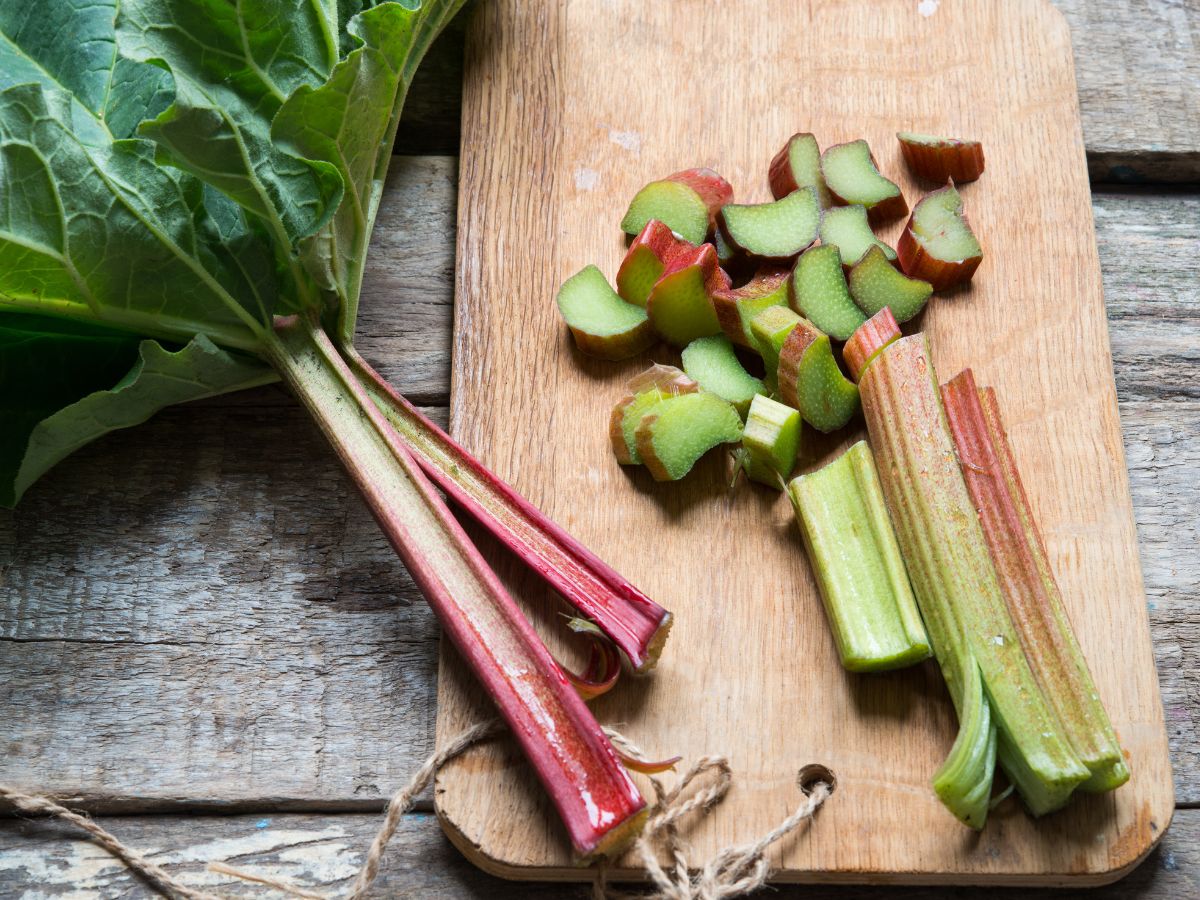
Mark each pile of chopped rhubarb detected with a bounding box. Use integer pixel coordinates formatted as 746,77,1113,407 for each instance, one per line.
556,131,1127,829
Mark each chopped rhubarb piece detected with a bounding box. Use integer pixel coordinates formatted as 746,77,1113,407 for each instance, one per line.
635,392,743,481
681,334,765,416
790,244,866,341
842,307,901,382
941,370,1129,793
789,440,931,672
897,183,982,290
848,245,933,323
556,265,655,360
349,348,674,673
897,132,985,183
617,219,697,307
818,204,897,269
665,167,734,232
711,266,790,348
741,393,801,487
645,243,728,346
749,304,802,386
821,140,908,225
620,168,732,244
609,365,699,465
718,187,820,262
768,132,833,207
860,335,1089,823
777,318,860,432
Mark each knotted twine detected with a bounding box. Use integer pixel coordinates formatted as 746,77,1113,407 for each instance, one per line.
0,721,831,900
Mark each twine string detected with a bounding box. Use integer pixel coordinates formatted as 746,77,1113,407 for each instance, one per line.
1,722,830,900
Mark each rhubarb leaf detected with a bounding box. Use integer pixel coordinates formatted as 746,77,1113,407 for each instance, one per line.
0,315,274,507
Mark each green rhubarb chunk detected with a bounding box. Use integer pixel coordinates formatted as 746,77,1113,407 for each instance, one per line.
635,392,742,481
620,180,709,245
848,245,933,324
818,205,897,267
719,187,820,261
712,226,739,266
781,330,861,433
749,305,801,383
789,441,931,672
742,394,801,487
776,133,832,208
555,265,654,360
790,245,867,341
681,335,764,417
645,249,724,347
616,391,669,465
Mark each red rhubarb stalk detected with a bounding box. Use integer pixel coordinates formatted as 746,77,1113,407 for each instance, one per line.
269,317,647,858
940,370,1129,792
342,344,672,672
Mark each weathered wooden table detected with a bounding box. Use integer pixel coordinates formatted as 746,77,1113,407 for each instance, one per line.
1,1,1197,896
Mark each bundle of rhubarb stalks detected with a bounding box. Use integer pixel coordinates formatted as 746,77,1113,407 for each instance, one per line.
556,131,1128,830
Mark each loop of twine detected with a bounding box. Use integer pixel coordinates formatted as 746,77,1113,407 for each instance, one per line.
1,721,830,900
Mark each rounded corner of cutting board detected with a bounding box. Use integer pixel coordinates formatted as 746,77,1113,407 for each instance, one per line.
434,795,577,882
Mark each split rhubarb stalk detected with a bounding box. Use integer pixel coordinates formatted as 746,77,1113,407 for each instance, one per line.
860,334,1089,824
271,317,647,858
940,370,1129,792
344,344,673,673
788,441,931,672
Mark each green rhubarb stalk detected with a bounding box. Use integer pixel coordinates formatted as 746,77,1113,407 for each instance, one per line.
941,370,1129,793
788,441,931,672
860,335,1089,823
741,394,801,486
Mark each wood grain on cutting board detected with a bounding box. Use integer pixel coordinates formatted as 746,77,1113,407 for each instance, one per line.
436,0,1172,885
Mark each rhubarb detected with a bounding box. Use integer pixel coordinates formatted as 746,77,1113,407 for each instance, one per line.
848,245,933,324
718,187,821,263
645,243,728,346
556,265,655,359
620,169,731,244
788,441,930,672
821,140,908,225
749,304,803,386
790,244,867,341
842,307,901,383
897,184,983,290
681,335,765,416
617,219,697,307
769,132,833,207
860,335,1089,822
741,394,801,487
712,266,791,348
609,364,700,466
350,348,673,674
777,319,860,433
636,392,743,481
897,132,985,184
941,370,1128,792
274,318,647,858
818,205,897,269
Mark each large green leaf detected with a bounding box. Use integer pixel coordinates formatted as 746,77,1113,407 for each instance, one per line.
0,315,274,507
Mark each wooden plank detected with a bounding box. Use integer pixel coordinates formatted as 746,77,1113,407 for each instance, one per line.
1,808,1198,898
399,2,1200,182
440,0,1171,883
0,157,1194,814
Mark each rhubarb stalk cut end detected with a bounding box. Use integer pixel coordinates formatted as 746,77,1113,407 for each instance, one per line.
897,132,985,184
821,140,908,225
897,183,982,291
556,265,655,360
843,307,901,383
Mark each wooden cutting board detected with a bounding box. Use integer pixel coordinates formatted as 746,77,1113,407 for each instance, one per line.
436,0,1173,885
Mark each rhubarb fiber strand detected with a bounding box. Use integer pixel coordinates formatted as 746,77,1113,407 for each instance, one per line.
269,318,647,858
342,345,672,672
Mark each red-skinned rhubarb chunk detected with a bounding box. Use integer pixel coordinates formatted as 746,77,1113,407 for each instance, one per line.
635,392,742,481
941,370,1129,793
645,243,728,346
712,266,790,348
897,132,985,183
666,167,734,233
777,318,860,433
620,169,732,244
274,320,647,859
821,140,908,225
556,265,655,360
843,307,901,383
348,347,673,674
617,219,697,307
769,132,833,207
860,335,1089,822
897,184,982,290
609,364,700,465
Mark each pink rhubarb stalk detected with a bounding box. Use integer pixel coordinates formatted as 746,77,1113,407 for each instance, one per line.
940,370,1129,792
269,316,647,858
342,344,672,672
